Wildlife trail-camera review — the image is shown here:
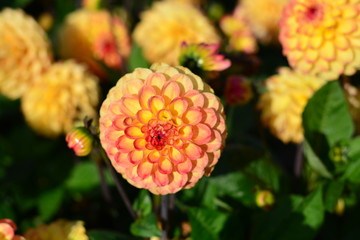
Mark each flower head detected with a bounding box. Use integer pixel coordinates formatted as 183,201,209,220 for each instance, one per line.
133,0,220,65
179,42,231,72
240,0,288,43
99,63,227,194
220,6,257,53
224,76,253,105
0,219,25,240
24,219,88,240
0,8,52,99
258,67,325,143
280,0,360,80
66,127,94,156
58,9,131,78
21,60,100,138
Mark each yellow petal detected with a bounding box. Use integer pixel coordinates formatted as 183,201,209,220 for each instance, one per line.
169,97,188,117
149,95,165,114
120,95,141,116
139,85,157,109
192,123,213,145
161,81,181,102
183,107,203,125
137,161,153,179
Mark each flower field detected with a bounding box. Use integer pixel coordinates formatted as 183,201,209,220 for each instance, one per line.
1,0,360,239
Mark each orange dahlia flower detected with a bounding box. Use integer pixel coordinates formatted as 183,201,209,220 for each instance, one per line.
220,6,257,53
21,60,100,138
58,9,131,78
0,8,52,99
280,0,360,80
240,0,289,43
99,63,227,194
0,219,25,240
24,219,88,240
133,0,220,66
258,67,325,143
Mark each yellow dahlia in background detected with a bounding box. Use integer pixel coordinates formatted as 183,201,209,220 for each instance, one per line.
0,219,25,240
344,80,360,133
280,0,360,81
240,0,288,43
220,6,257,53
100,63,227,194
258,67,325,143
24,219,88,240
58,9,131,78
21,60,100,138
0,8,52,99
133,0,220,66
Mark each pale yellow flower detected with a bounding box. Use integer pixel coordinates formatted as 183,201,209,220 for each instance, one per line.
240,0,289,43
0,8,52,99
280,0,360,80
258,67,325,143
133,0,220,65
24,220,88,240
58,9,131,78
21,60,100,138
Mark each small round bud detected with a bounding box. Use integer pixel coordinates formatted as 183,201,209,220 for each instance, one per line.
334,198,345,216
329,140,349,164
256,190,275,210
66,127,94,157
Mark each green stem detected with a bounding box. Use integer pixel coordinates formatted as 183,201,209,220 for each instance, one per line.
160,195,169,240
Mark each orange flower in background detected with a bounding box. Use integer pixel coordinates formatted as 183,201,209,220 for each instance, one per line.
0,219,25,240
258,67,325,143
220,6,257,53
24,219,88,240
240,0,288,43
21,60,100,138
280,0,360,81
58,9,131,78
178,42,231,71
0,8,52,99
99,63,227,194
133,0,220,66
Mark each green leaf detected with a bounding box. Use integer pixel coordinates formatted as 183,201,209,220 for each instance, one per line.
324,180,344,212
38,187,65,221
210,171,255,206
66,162,100,192
342,137,360,183
243,158,282,191
130,213,161,238
88,230,142,240
129,43,150,71
303,81,354,147
304,139,333,179
188,207,230,240
132,190,152,217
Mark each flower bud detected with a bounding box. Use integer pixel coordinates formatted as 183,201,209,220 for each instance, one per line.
334,198,345,216
225,76,253,106
66,127,94,157
329,140,349,164
256,190,275,210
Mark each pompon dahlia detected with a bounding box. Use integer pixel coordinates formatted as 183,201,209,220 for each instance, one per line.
0,219,25,240
280,0,360,81
133,0,220,66
99,63,227,194
258,67,325,143
58,9,131,78
24,220,88,240
240,0,289,43
220,6,257,53
21,60,100,138
0,8,52,99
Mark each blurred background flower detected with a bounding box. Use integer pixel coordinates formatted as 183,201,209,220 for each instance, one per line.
58,9,131,78
237,0,288,44
24,219,88,240
220,5,257,53
133,0,220,66
99,63,227,194
280,0,360,80
178,42,231,72
224,75,253,106
0,219,25,240
21,60,100,138
0,8,52,99
258,67,325,143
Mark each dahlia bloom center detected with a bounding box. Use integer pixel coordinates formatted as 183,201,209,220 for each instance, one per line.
144,121,178,150
304,5,323,22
